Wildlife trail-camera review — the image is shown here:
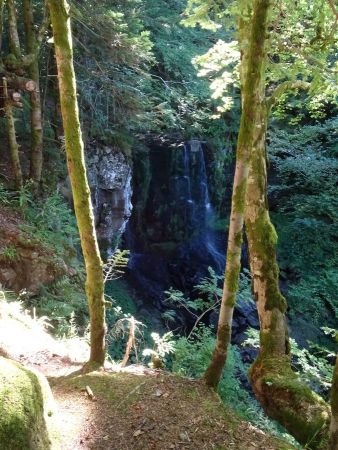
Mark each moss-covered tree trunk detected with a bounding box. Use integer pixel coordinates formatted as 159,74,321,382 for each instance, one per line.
7,0,21,60
0,0,5,53
330,354,338,449
5,95,23,189
204,0,271,388
245,104,330,448
23,0,43,185
5,0,23,188
48,0,106,367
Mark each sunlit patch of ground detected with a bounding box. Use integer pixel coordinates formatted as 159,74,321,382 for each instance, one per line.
0,296,89,376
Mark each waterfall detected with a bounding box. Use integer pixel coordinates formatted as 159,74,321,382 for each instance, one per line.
167,140,225,273
169,140,214,233
123,138,227,320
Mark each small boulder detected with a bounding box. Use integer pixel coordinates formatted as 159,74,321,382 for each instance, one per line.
0,357,59,450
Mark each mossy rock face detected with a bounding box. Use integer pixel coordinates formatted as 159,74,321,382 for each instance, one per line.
0,357,59,450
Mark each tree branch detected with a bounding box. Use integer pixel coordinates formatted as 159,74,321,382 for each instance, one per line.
276,37,338,75
327,0,338,20
266,80,311,113
37,3,50,49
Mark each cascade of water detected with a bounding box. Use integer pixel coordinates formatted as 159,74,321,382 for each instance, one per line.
189,140,225,273
183,144,192,201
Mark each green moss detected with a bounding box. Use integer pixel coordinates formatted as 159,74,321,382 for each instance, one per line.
246,210,287,313
259,329,284,358
4,53,19,70
225,293,236,307
250,356,330,448
226,266,240,293
234,231,243,247
232,179,246,214
0,357,58,450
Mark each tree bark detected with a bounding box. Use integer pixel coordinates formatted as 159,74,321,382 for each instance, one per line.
330,354,338,450
245,99,330,449
47,0,106,367
4,77,22,189
23,0,43,185
7,0,21,60
0,0,5,53
204,0,271,388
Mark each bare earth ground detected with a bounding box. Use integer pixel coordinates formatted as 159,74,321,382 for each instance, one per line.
0,301,296,450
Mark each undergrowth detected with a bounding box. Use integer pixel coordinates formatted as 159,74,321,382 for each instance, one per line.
172,324,300,447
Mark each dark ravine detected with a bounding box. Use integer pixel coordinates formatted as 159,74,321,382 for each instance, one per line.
121,140,231,330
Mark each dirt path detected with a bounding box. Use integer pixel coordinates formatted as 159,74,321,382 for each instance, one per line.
50,369,295,450
0,302,296,450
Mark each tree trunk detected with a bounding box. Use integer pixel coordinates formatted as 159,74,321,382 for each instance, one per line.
3,77,22,189
245,104,330,448
204,0,271,388
7,0,21,60
0,0,5,53
330,354,338,450
23,0,43,185
47,0,106,367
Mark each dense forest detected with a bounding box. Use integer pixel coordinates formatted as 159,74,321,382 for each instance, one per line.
0,0,337,449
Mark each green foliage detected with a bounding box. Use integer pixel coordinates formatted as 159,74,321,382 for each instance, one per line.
269,117,338,328
143,331,175,367
244,328,334,396
103,249,130,283
165,267,222,310
105,279,154,361
0,183,12,204
31,276,88,338
0,245,18,262
67,0,154,148
0,183,79,266
18,192,80,263
164,267,222,333
138,0,231,140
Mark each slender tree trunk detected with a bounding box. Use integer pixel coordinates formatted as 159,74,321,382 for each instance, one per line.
47,0,106,367
7,0,21,59
330,354,338,450
204,0,271,388
0,0,5,53
5,102,22,189
245,102,330,448
4,2,23,188
23,0,43,185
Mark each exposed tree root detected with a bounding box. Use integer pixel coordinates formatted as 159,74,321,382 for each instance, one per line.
250,355,330,449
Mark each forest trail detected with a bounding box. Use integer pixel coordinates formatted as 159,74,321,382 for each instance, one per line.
50,368,296,450
0,300,296,450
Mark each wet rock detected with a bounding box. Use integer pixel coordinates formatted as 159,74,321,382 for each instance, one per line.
58,144,133,253
87,145,132,252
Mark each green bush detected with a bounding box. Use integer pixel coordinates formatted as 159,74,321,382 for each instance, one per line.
269,117,338,329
